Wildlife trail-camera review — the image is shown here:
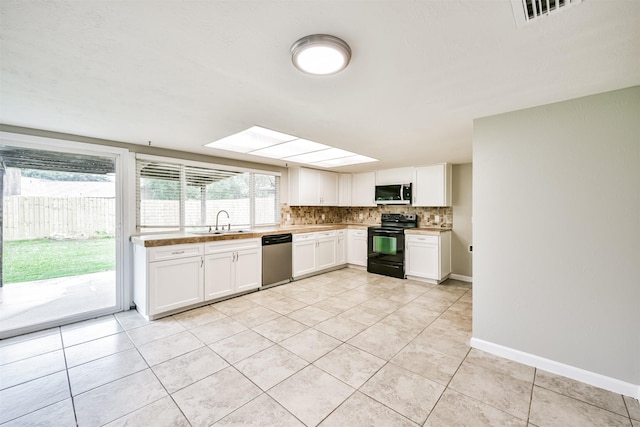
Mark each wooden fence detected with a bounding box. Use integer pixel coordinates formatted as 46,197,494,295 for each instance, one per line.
3,196,278,241
3,197,116,241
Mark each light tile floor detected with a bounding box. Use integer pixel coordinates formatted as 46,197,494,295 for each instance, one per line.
1,268,638,426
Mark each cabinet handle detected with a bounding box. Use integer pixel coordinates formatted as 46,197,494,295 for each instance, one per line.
171,250,185,255
201,257,203,267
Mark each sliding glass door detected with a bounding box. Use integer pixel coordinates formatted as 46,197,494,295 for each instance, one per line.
0,138,127,338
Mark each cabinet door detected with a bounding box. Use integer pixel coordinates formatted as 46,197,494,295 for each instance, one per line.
149,257,203,315
413,164,452,207
338,174,352,206
347,230,368,266
293,239,316,277
299,168,320,205
336,232,346,264
318,170,339,206
375,167,414,185
204,251,235,300
235,248,261,292
351,172,376,207
316,236,337,270
406,242,439,279
289,167,319,206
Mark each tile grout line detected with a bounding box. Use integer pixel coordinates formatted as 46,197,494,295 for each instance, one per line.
3,275,477,426
527,368,537,425
213,275,451,426
305,281,471,426
532,381,635,422
226,363,308,426
422,345,473,426
60,326,79,427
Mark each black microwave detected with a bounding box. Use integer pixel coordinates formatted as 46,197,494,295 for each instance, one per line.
375,184,412,205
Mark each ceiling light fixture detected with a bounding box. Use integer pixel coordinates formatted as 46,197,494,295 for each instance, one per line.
291,34,351,75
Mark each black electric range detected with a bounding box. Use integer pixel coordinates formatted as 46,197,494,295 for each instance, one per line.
367,213,417,279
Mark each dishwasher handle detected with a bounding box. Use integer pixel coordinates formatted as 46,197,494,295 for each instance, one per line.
262,233,293,246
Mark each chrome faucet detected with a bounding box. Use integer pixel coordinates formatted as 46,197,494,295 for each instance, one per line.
215,210,230,231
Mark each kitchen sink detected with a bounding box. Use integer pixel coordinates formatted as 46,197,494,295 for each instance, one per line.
191,229,253,235
225,229,253,234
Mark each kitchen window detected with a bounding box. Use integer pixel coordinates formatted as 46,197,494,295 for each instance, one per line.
135,155,280,233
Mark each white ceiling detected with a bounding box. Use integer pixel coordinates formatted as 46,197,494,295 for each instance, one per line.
1,1,638,172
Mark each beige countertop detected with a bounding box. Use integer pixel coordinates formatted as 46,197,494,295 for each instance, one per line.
131,223,451,247
405,227,452,236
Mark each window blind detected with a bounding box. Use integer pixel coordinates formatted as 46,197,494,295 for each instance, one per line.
136,157,280,232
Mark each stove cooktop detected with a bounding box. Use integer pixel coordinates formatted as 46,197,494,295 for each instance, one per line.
379,213,418,229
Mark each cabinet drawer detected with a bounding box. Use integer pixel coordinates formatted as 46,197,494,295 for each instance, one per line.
349,229,367,237
336,229,346,236
149,243,203,262
406,234,439,244
293,232,316,242
205,238,260,254
316,230,336,238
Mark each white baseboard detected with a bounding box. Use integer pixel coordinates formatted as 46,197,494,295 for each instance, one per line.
406,275,438,285
450,273,472,282
470,338,640,399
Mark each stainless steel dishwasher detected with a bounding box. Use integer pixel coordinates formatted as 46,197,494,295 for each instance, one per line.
261,233,292,288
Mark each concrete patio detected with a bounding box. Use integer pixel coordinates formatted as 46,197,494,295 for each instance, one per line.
0,271,116,337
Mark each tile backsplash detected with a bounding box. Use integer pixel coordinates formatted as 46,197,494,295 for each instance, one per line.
281,204,452,227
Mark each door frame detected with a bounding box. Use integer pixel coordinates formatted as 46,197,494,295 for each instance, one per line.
0,131,132,338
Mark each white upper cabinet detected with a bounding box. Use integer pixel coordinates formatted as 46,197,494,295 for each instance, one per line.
375,167,414,185
289,167,318,205
318,170,339,206
338,173,352,206
351,172,376,207
289,167,338,206
413,163,452,207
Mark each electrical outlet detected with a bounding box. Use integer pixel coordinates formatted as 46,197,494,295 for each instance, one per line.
359,213,364,220
321,214,325,220
286,213,291,222
468,245,473,253
435,215,440,223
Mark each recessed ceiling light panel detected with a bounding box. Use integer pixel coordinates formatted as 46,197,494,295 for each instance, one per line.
205,125,377,168
251,139,329,159
205,125,295,152
283,147,353,164
291,34,351,75
310,154,378,168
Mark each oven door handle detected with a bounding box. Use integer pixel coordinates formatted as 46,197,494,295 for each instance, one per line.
369,229,403,236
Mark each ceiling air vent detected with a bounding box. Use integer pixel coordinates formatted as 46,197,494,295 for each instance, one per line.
511,0,582,26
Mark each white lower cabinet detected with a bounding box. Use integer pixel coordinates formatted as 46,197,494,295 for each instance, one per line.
347,229,368,266
405,232,451,283
293,231,338,278
336,230,346,265
204,251,234,299
204,239,261,300
134,243,205,319
316,231,337,270
148,256,204,315
292,233,317,277
133,238,261,320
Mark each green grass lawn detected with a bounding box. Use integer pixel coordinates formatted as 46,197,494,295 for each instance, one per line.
3,238,115,284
